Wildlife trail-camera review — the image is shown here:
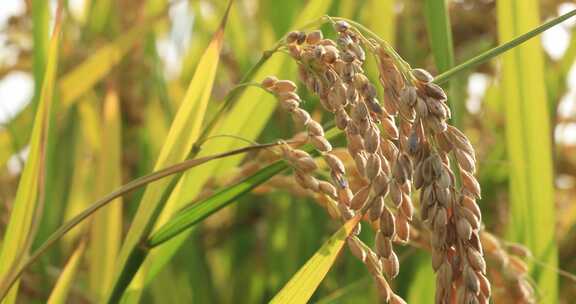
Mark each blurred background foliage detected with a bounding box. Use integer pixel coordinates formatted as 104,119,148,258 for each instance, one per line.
0,0,576,303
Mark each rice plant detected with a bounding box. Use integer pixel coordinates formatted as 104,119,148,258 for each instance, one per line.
0,0,575,303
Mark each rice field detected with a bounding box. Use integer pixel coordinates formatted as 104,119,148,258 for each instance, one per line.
0,0,575,303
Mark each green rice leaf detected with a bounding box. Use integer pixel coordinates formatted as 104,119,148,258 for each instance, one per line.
497,1,558,301
423,0,454,73
147,161,288,247
0,13,62,303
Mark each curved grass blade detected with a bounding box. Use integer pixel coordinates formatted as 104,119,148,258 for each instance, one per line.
0,141,279,300
269,216,361,304
107,2,233,302
0,11,62,303
497,1,558,301
46,241,86,304
138,0,335,290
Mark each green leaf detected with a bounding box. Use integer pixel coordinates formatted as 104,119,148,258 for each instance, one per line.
147,161,288,247
46,241,86,304
86,0,113,35
0,13,61,303
269,216,361,304
423,0,465,134
31,0,50,97
497,0,558,301
0,142,279,300
423,0,454,73
147,128,341,247
406,255,435,304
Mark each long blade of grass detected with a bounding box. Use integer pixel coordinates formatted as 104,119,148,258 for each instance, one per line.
497,1,558,301
269,216,361,304
107,2,233,302
46,241,86,304
31,0,50,98
147,161,288,247
423,0,454,73
138,0,334,291
87,89,123,301
434,8,576,83
0,11,62,303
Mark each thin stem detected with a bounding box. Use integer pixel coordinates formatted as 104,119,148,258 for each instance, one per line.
434,9,576,84
328,16,413,78
191,48,281,155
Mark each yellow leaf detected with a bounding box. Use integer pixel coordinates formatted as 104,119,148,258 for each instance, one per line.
61,97,100,249
58,18,161,108
270,216,361,304
0,14,61,303
88,90,123,301
47,241,86,304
